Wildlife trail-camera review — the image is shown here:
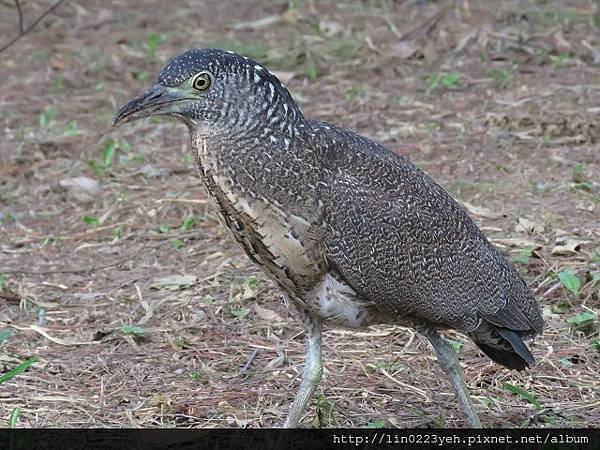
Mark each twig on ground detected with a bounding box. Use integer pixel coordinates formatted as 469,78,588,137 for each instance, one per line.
398,1,454,42
240,348,259,376
380,368,430,401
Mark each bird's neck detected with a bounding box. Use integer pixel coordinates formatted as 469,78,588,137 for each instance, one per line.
189,123,306,205
194,85,304,141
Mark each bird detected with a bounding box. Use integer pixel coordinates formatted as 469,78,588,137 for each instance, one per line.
113,48,543,428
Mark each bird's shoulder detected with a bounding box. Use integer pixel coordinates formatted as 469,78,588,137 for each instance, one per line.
298,119,481,238
300,119,410,174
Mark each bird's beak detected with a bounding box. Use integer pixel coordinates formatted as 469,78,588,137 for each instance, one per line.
112,85,190,126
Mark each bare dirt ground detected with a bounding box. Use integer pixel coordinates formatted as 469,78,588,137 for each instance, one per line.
0,0,599,428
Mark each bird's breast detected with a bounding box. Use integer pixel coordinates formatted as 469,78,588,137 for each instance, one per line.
192,135,324,292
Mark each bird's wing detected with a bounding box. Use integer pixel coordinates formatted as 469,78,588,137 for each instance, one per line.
313,124,542,334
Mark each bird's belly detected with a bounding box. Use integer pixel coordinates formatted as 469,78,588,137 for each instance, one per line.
233,196,321,279
303,272,387,328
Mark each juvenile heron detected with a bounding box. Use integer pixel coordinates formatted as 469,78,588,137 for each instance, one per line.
113,49,543,428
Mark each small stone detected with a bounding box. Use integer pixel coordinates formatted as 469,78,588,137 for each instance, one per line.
58,177,101,203
390,40,418,59
76,292,103,302
140,164,169,178
194,308,208,322
150,274,197,290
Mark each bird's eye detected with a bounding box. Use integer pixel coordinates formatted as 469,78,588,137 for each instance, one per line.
192,71,213,91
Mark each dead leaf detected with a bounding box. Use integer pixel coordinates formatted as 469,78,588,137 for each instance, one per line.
136,286,154,325
542,305,569,330
319,19,343,37
551,238,586,256
14,324,96,346
515,217,545,234
581,40,600,65
462,202,503,219
254,304,284,322
150,274,197,290
241,282,257,300
390,40,418,59
0,289,20,302
233,9,298,30
217,400,235,413
281,8,299,25
365,35,382,54
49,56,65,71
492,238,542,249
271,70,295,84
0,161,33,177
264,347,286,370
552,30,571,54
232,15,280,31
454,29,477,54
264,353,285,370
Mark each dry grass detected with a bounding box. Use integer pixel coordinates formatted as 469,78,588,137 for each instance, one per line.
0,0,599,428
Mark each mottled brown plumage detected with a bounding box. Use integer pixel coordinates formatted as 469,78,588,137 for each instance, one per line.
114,49,543,427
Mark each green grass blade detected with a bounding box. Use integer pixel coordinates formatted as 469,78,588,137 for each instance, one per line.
504,382,542,410
365,419,386,428
0,357,39,385
8,407,21,428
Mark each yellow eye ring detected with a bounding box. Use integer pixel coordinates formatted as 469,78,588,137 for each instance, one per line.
192,71,213,91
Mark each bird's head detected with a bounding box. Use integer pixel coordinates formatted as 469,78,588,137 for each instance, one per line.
113,48,302,135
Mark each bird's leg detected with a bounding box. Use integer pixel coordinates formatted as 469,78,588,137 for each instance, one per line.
283,309,323,428
421,327,482,428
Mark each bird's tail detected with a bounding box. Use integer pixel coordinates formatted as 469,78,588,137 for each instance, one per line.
470,321,535,371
